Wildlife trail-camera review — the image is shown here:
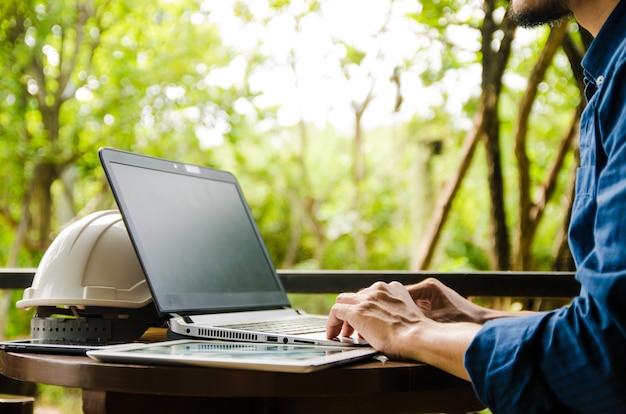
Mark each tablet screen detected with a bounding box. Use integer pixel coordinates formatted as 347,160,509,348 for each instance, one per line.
87,339,378,372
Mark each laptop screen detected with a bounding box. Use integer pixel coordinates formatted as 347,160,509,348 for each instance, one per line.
99,148,290,315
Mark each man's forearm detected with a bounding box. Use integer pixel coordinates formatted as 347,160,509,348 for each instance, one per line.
405,321,482,381
478,308,535,323
405,309,535,379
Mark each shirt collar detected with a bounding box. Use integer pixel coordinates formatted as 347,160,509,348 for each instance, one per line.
582,0,626,85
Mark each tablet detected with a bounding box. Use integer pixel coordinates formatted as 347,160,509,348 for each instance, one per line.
87,339,378,373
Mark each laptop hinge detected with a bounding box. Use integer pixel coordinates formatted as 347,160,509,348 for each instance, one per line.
171,313,194,324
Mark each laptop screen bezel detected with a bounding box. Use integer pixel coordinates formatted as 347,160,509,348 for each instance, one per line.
98,147,291,316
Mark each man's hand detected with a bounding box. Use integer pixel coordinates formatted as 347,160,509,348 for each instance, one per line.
326,281,434,361
407,278,490,323
408,277,531,323
325,278,513,380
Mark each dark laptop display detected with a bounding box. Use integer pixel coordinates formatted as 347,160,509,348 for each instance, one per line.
99,149,289,315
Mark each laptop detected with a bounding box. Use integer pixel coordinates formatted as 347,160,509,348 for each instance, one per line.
99,148,366,347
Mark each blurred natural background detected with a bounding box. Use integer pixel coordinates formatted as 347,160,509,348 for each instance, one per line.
1,0,587,412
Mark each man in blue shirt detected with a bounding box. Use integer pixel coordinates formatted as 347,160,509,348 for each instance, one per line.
326,0,626,412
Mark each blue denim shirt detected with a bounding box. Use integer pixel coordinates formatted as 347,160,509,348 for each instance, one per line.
464,2,626,412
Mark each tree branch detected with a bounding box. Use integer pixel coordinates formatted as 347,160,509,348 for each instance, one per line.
411,108,486,270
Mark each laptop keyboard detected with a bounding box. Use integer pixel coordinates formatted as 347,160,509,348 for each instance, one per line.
217,317,328,335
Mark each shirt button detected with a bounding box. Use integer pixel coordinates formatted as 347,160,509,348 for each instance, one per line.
596,75,605,86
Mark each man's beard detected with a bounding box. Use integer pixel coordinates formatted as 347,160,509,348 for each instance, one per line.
509,0,572,27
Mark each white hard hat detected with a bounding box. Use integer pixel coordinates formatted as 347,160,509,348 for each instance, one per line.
18,210,152,310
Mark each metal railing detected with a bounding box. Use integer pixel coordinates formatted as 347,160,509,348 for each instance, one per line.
1,268,579,298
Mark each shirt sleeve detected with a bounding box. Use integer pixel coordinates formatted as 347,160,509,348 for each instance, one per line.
465,296,626,413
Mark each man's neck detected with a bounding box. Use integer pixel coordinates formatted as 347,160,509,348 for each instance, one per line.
570,0,621,36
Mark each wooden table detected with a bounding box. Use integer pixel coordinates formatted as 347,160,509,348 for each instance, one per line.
0,342,484,414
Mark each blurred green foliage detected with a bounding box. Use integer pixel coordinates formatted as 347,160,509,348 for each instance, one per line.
1,0,580,329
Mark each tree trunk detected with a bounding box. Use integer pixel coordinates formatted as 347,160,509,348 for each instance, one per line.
514,22,569,270
352,88,374,268
480,1,516,270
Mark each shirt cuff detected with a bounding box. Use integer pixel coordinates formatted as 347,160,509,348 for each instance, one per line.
464,312,556,413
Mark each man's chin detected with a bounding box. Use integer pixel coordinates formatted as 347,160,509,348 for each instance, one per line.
509,0,572,28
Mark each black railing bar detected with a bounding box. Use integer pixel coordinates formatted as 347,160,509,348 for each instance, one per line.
0,269,579,298
277,270,579,298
